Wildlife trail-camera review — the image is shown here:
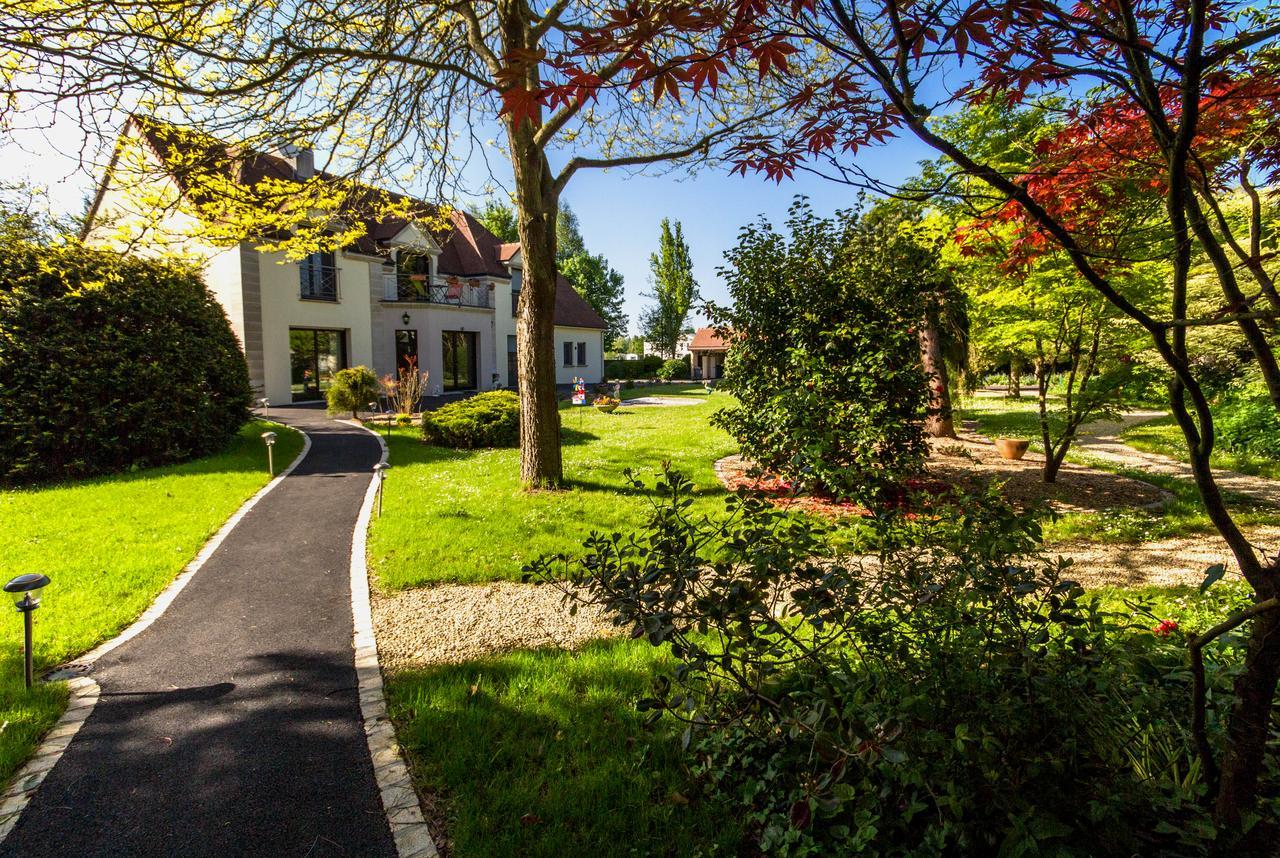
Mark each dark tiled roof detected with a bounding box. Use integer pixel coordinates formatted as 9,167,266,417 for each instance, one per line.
554,275,607,329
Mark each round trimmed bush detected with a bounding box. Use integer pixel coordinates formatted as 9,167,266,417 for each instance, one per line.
0,242,252,484
326,366,379,418
421,391,520,448
657,356,690,380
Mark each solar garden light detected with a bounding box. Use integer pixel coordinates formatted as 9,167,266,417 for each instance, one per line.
257,396,270,411
373,463,390,517
261,430,277,476
5,574,50,689
370,400,391,441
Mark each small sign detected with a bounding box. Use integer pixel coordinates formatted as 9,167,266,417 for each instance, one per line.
572,376,586,405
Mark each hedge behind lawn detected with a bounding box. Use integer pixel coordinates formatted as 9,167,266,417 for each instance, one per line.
0,242,252,484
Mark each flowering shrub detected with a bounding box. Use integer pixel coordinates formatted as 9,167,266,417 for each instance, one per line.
527,467,1266,855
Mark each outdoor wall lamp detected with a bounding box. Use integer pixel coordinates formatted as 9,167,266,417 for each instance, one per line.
373,463,391,517
401,312,411,326
261,431,277,476
5,573,50,689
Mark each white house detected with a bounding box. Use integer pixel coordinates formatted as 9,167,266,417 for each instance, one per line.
84,117,606,404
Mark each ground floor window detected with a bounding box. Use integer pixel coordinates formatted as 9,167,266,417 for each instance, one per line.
442,330,478,391
289,328,347,402
395,329,418,375
507,335,518,389
575,341,587,366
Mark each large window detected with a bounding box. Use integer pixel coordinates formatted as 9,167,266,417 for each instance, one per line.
289,328,347,402
442,330,478,391
299,250,338,301
394,251,432,300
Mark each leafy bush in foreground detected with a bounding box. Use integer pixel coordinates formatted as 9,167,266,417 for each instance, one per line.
421,390,519,448
528,469,1274,855
709,201,929,504
0,242,251,484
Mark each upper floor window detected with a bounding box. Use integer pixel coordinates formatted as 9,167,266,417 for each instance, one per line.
299,250,338,301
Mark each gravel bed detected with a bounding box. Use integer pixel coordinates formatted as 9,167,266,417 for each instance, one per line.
1059,525,1280,589
372,582,619,671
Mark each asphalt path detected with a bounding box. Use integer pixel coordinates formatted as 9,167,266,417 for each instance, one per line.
1,408,397,857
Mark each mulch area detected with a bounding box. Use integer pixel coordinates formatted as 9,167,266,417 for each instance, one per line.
715,433,1171,517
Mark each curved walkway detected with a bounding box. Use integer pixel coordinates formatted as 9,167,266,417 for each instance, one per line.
1074,411,1280,507
0,409,396,858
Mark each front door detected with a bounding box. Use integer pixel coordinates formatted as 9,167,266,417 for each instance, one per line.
395,329,418,375
290,328,347,402
442,330,478,392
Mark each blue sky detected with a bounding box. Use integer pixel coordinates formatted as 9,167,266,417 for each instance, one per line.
4,111,937,336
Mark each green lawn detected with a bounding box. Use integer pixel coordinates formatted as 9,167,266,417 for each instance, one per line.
958,396,1280,543
1121,414,1280,481
387,638,741,858
0,420,303,784
369,395,737,588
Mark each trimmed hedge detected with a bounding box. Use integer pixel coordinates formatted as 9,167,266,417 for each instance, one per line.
421,391,520,448
604,354,664,380
0,242,252,485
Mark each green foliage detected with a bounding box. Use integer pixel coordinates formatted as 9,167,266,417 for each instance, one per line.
420,390,520,448
1216,374,1280,459
477,199,519,243
0,241,251,484
710,200,929,503
325,365,380,418
529,468,1266,856
642,218,698,358
656,356,690,380
604,354,664,380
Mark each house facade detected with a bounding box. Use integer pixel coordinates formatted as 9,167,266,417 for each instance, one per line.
85,117,606,404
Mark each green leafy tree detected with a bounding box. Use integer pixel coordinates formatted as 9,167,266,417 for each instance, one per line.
710,200,929,504
642,218,698,359
559,252,628,344
555,203,587,261
477,199,519,244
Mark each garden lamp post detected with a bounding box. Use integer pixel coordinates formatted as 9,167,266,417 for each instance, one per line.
370,401,390,442
5,574,50,689
261,431,277,476
373,463,390,517
257,396,270,411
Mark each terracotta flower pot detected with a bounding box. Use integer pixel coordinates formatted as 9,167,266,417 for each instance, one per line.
995,438,1030,460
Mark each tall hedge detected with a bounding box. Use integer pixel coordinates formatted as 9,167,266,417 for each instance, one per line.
0,242,252,484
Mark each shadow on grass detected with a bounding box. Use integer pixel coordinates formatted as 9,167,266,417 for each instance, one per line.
385,639,742,858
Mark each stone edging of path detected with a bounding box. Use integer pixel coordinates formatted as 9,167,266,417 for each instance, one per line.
0,426,313,845
345,420,439,858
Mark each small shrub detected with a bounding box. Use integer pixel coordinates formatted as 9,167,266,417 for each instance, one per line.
326,366,380,419
0,241,251,484
395,413,413,427
1216,387,1280,459
656,356,690,380
421,391,520,448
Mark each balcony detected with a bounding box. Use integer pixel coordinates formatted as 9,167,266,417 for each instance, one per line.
300,266,340,302
383,274,493,309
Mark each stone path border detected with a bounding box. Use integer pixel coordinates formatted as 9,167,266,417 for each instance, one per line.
0,424,311,846
347,421,440,858
0,677,98,842
624,396,705,407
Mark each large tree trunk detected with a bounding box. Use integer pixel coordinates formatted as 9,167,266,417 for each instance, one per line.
1008,356,1021,398
918,318,955,438
502,0,562,489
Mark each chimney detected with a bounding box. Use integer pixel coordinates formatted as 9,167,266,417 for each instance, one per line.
276,143,315,180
